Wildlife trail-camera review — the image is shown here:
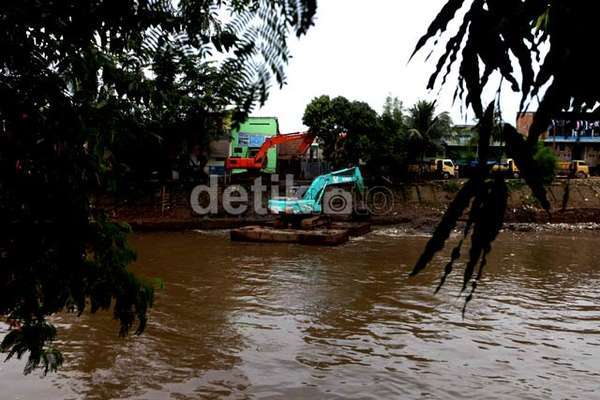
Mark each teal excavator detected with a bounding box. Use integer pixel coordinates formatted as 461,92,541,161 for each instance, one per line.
268,167,365,226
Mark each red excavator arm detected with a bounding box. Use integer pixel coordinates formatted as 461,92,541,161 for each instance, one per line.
225,131,315,171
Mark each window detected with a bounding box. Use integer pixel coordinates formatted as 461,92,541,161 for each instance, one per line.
238,133,249,146
444,161,453,167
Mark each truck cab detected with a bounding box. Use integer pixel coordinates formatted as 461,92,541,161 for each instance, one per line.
408,159,457,179
436,159,458,179
570,160,590,178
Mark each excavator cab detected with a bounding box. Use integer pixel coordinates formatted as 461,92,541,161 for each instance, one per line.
287,185,309,199
268,167,364,217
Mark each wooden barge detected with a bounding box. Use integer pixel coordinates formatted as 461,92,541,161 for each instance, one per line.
230,222,371,246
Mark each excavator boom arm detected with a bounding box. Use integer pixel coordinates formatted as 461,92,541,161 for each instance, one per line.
304,167,364,203
225,131,315,171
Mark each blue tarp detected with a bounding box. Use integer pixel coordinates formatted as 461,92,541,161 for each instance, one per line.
237,132,268,148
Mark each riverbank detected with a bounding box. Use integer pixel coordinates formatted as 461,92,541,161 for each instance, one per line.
110,179,600,233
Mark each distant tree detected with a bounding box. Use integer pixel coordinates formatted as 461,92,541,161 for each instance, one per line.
410,1,596,308
382,96,405,131
363,96,408,178
303,95,340,165
0,0,316,374
533,143,557,184
303,95,378,168
303,95,457,179
405,100,452,162
343,101,380,165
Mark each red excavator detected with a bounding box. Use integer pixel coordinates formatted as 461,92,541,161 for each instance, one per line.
225,131,315,171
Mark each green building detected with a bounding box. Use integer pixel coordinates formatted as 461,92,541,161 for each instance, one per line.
230,116,279,173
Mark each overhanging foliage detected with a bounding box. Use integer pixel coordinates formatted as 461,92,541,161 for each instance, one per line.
0,0,316,374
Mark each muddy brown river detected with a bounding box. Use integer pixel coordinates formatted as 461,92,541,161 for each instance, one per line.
1,228,600,399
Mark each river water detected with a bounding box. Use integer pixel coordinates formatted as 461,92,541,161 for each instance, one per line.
1,228,600,399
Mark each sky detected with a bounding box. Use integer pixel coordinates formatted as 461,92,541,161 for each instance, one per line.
258,0,525,132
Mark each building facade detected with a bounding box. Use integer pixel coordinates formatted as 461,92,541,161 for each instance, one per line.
517,112,600,171
204,116,280,175
205,138,230,176
229,117,279,174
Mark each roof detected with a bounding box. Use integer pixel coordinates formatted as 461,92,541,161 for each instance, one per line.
277,137,315,159
232,116,279,137
544,136,600,143
453,124,476,130
443,138,504,147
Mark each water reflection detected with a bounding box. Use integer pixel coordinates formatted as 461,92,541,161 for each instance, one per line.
2,229,600,399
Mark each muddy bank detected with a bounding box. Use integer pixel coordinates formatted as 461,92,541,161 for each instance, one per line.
108,179,600,232
504,222,600,233
120,207,600,234
505,207,600,224
126,217,273,232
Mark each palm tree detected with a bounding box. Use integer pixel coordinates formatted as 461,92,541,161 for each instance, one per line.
405,100,452,164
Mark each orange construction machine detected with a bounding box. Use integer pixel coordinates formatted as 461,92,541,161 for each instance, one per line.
225,131,315,171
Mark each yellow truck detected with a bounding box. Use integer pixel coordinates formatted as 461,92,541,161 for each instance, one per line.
557,160,590,178
408,159,458,180
491,159,520,179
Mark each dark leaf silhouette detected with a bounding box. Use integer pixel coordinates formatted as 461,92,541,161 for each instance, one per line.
409,1,599,305
462,178,508,300
410,179,478,277
416,1,600,139
503,125,550,210
412,0,466,59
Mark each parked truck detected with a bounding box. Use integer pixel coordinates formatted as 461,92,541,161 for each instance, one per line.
557,160,590,178
491,159,589,179
408,159,458,180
